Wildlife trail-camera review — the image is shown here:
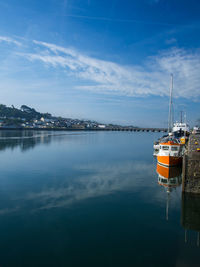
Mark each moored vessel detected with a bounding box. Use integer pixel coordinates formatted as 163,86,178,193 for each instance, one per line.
157,139,183,166
173,122,189,136
172,111,190,144
153,75,186,165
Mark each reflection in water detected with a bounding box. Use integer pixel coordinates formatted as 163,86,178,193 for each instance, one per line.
156,163,182,220
157,163,182,192
0,161,153,214
0,130,78,152
181,193,200,247
156,162,200,248
0,130,52,151
0,131,199,266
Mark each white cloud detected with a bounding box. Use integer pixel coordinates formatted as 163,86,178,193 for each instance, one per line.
0,36,21,46
15,40,200,99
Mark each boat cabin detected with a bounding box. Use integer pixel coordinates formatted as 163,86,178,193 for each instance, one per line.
159,145,179,151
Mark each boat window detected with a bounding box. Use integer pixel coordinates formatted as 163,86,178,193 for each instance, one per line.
162,146,169,150
161,178,167,184
171,147,178,151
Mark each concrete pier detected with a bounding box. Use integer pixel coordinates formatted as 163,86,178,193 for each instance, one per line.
182,134,200,194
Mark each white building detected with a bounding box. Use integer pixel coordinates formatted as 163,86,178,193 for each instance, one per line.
98,124,106,128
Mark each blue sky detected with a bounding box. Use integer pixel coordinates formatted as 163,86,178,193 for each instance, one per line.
0,0,200,127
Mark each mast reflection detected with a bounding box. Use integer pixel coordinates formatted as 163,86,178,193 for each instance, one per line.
156,163,182,220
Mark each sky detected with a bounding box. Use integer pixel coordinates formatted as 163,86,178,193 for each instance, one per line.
0,0,200,127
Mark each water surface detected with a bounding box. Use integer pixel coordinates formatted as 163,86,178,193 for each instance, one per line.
0,130,199,267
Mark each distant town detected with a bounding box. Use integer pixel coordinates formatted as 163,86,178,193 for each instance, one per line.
0,104,133,130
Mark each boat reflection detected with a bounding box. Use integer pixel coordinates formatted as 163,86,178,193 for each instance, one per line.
156,163,182,221
157,163,182,192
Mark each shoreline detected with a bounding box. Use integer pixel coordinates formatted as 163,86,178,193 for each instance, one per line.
0,127,167,132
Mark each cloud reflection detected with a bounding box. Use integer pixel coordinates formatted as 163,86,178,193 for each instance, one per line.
27,162,154,210
0,159,182,215
0,161,154,214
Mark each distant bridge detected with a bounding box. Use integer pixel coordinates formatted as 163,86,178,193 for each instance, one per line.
103,127,167,132
0,127,168,132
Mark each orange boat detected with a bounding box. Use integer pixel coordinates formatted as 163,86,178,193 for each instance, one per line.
154,75,185,166
157,140,183,166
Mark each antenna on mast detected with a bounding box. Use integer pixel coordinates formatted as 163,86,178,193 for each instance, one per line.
180,111,183,123
184,111,187,137
168,74,173,133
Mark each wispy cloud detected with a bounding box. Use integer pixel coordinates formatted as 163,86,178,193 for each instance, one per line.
0,37,199,99
165,38,177,45
17,40,200,99
148,0,160,4
64,13,175,26
0,36,21,46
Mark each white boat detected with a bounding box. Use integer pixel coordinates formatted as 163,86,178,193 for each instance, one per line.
172,112,190,145
173,122,189,134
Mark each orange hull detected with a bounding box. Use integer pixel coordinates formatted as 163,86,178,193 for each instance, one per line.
157,155,182,166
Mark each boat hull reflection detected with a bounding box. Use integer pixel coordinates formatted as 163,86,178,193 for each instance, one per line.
157,163,182,189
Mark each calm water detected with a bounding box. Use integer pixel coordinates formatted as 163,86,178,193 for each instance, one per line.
0,130,199,267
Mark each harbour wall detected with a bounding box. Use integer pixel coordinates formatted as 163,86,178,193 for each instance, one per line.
182,134,200,194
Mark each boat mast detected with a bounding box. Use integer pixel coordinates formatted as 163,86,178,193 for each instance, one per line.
184,111,187,136
180,111,183,123
168,74,173,133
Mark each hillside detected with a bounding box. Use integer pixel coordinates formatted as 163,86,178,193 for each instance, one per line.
0,104,51,120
